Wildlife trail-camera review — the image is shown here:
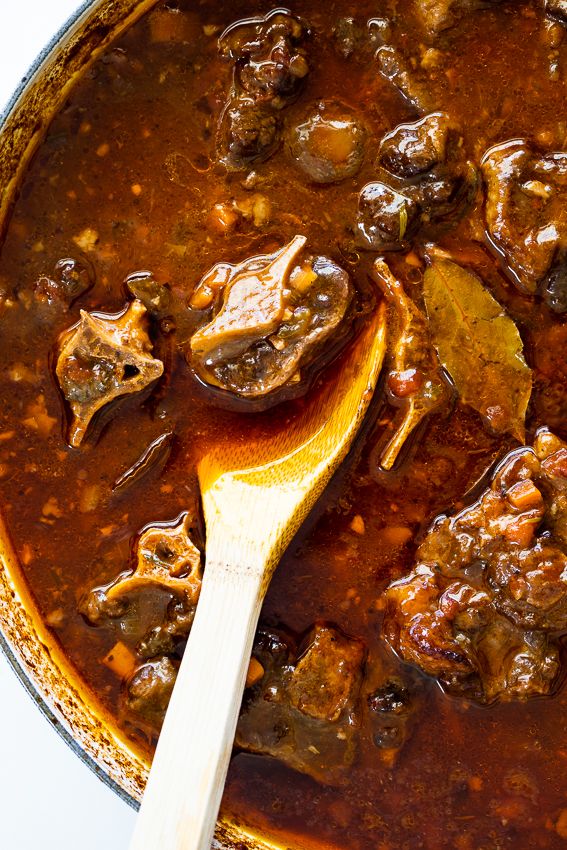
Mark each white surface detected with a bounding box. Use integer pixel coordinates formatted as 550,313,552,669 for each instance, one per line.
0,3,137,848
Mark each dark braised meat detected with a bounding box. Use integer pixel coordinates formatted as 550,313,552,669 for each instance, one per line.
124,655,178,729
384,431,567,703
287,100,366,184
482,140,567,299
356,113,476,251
236,625,365,784
217,10,310,169
188,236,353,398
55,299,164,447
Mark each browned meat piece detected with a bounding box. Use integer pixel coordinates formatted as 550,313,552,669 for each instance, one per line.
55,299,164,447
220,101,279,169
482,140,567,297
379,113,455,179
288,626,365,722
384,433,567,703
371,259,450,470
217,10,309,170
356,182,419,251
287,101,366,184
356,113,476,251
34,257,93,305
219,10,309,105
236,625,365,784
188,236,353,398
545,0,567,24
124,655,178,729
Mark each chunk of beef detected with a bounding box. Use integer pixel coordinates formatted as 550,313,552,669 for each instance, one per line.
356,183,419,251
188,235,353,398
287,100,366,184
219,10,309,105
384,433,567,703
356,113,476,251
371,259,450,470
545,0,567,24
236,625,365,784
124,655,178,729
481,140,567,297
217,10,309,170
288,626,365,722
220,101,279,169
379,113,454,179
55,299,163,447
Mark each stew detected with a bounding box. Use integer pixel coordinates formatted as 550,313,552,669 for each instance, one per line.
0,0,566,847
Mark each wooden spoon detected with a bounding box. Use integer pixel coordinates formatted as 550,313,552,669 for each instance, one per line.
129,302,387,850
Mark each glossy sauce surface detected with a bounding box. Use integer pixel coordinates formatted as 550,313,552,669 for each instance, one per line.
0,1,566,848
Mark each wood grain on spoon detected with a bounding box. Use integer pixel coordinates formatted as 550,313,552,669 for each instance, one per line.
129,302,387,850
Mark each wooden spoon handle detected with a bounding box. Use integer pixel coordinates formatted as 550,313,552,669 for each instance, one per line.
129,562,264,850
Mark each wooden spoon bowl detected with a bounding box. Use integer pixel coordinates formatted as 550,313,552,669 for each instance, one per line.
130,302,387,850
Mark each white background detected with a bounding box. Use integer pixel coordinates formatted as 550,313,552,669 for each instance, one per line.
0,3,137,848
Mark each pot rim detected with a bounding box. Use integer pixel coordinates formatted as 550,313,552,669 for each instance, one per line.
0,0,143,811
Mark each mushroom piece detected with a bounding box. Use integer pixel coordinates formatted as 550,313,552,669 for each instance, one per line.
55,299,163,447
188,235,353,398
287,100,366,184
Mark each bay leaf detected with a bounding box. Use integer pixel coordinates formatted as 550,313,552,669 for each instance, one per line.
423,259,532,441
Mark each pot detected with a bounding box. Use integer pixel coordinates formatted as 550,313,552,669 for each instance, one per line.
0,4,274,847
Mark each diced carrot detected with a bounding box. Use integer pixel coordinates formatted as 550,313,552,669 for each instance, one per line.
349,514,365,535
245,657,265,688
290,264,317,294
502,516,539,548
468,775,483,791
208,203,239,235
556,809,567,839
103,641,137,680
506,479,544,511
381,526,413,547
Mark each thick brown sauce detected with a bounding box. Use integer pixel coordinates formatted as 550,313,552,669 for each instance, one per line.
0,1,566,847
